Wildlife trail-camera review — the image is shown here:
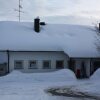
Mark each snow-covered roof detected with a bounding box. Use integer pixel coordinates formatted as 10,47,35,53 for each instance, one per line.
0,21,100,58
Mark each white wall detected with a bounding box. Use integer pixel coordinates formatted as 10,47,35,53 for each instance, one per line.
9,51,69,72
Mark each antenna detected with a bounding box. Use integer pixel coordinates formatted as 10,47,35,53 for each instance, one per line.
19,0,21,22
15,0,24,22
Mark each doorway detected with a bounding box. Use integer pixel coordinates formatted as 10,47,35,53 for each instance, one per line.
68,59,75,72
81,62,86,78
93,61,100,72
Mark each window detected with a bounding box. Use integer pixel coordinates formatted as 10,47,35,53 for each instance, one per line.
43,60,51,69
56,60,64,69
14,61,23,69
29,60,37,69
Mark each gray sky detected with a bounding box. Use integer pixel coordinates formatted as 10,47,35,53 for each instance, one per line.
0,0,100,21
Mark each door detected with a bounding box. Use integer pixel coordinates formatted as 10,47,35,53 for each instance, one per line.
81,62,86,78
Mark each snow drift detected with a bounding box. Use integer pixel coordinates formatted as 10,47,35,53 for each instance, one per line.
91,68,100,80
0,69,76,83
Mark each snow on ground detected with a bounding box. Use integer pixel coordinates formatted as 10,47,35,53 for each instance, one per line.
51,68,100,98
74,68,100,95
0,69,76,83
0,69,77,100
0,69,100,100
90,68,100,80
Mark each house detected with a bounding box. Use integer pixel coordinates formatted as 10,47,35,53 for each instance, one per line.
0,18,100,78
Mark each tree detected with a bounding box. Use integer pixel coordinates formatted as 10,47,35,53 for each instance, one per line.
95,23,100,52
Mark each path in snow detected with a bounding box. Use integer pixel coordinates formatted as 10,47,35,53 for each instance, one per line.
46,86,100,100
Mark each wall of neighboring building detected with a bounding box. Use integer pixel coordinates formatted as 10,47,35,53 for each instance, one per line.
9,51,69,72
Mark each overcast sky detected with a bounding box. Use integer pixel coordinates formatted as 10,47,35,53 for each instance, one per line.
0,0,100,21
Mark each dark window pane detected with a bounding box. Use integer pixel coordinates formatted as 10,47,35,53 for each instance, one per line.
56,60,64,69
14,61,23,69
43,61,51,69
29,61,37,69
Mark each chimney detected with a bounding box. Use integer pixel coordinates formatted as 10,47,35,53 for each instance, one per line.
34,17,40,32
40,22,46,25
